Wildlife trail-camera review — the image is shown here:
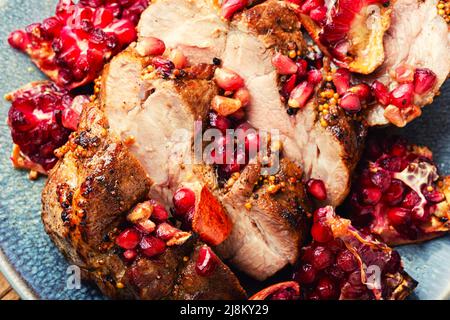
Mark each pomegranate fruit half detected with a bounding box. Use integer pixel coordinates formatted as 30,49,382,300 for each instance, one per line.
293,206,417,300
8,0,149,89
300,0,391,74
344,135,450,245
6,81,89,172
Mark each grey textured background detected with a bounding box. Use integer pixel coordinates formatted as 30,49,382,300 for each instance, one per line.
0,0,448,299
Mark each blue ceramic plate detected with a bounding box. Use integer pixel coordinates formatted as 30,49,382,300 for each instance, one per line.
0,0,449,300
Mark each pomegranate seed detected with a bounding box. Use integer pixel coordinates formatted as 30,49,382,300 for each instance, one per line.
169,48,188,69
360,187,382,205
211,95,242,117
311,246,334,270
173,187,196,216
221,0,248,20
336,250,357,272
394,64,415,83
387,207,411,226
116,228,141,250
294,263,316,284
233,88,251,107
214,68,245,91
307,69,323,85
371,80,390,106
311,221,333,243
271,52,298,75
150,202,169,222
155,222,178,241
8,30,28,51
332,68,351,95
135,37,166,57
307,179,327,201
209,112,231,135
152,56,174,77
301,0,324,13
379,156,406,172
389,83,414,109
123,249,137,261
422,187,445,203
316,277,337,300
339,92,361,113
370,170,391,192
313,207,329,222
281,74,297,98
140,235,166,258
384,179,406,205
413,68,437,94
402,190,421,209
350,83,371,102
309,5,327,24
196,246,218,276
288,81,314,108
296,59,308,78
269,288,299,300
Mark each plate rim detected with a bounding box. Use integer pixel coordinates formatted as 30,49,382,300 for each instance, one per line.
0,247,38,300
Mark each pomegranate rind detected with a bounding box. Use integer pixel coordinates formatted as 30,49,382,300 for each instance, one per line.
321,206,417,300
249,281,300,300
190,184,232,246
300,2,391,74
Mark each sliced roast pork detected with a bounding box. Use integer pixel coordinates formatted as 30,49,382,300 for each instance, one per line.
217,159,311,280
101,47,217,205
42,102,246,300
137,0,228,65
363,0,450,126
222,0,365,206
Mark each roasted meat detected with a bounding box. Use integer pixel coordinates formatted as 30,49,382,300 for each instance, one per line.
217,160,311,280
42,102,246,299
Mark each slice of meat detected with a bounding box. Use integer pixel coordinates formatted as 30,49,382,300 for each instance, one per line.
172,243,247,299
222,0,365,205
137,0,228,65
363,0,450,126
42,102,152,267
42,103,246,300
217,159,311,280
101,47,217,205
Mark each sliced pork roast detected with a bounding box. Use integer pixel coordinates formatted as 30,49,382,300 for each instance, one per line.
101,47,217,205
217,160,311,280
362,0,450,126
138,0,364,205
137,0,228,65
100,43,312,280
42,102,246,299
222,0,366,206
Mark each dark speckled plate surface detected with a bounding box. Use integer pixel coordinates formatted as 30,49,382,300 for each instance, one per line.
0,0,449,300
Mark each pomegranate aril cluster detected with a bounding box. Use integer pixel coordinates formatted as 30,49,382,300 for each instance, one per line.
8,0,149,89
115,199,190,262
274,41,324,114
7,81,88,171
294,207,412,300
346,135,449,244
